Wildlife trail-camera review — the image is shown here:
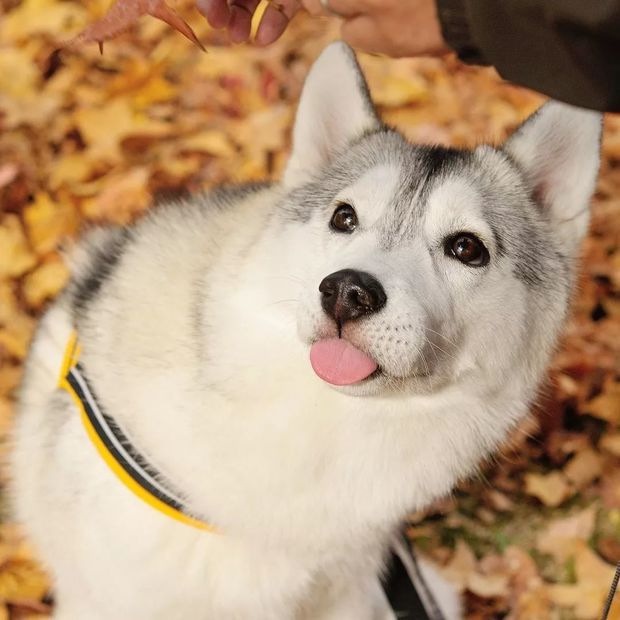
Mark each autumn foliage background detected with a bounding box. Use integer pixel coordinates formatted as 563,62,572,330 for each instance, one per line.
0,0,619,618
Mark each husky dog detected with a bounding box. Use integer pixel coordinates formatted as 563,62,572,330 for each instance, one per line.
11,42,601,620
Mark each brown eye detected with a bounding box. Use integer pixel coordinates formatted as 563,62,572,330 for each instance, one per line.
446,233,489,267
330,204,358,233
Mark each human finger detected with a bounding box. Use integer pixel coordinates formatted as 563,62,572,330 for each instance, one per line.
340,15,383,53
255,0,301,46
196,0,231,29
302,0,359,18
229,0,262,43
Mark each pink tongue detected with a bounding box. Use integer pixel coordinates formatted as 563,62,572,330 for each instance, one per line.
310,338,378,386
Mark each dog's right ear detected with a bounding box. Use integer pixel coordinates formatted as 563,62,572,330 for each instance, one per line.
283,42,381,188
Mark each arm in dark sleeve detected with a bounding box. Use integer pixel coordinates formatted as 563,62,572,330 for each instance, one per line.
436,0,620,111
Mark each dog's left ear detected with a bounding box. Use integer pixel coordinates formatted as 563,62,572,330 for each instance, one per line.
504,101,602,255
283,42,381,188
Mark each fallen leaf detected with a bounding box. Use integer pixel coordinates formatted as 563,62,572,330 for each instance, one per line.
49,155,94,191
601,471,620,509
524,471,572,507
0,216,37,279
180,131,236,158
0,559,49,602
23,193,79,255
0,164,19,190
563,449,603,489
600,433,620,457
68,0,205,52
74,99,171,163
0,313,36,360
0,0,87,41
443,540,477,592
81,167,150,223
468,571,510,598
585,384,620,424
22,260,70,309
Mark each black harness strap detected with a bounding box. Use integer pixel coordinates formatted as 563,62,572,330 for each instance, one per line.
382,534,445,620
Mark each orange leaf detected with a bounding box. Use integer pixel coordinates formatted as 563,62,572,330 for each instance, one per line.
67,0,205,51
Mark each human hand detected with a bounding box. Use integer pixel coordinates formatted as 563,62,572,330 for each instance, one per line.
303,0,449,57
197,0,301,45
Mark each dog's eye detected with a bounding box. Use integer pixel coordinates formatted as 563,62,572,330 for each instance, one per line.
445,233,489,267
330,204,358,233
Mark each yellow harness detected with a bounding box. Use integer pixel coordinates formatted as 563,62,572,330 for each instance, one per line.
59,332,215,532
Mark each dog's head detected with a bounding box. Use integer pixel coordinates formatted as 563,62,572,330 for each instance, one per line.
276,43,601,398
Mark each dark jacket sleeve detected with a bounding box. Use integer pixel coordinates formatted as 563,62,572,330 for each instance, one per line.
436,0,620,111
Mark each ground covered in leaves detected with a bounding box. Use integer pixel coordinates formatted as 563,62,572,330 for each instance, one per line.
0,1,619,618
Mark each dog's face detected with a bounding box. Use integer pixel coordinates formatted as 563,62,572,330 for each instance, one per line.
276,43,601,397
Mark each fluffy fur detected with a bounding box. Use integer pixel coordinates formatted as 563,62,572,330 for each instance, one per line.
11,42,601,619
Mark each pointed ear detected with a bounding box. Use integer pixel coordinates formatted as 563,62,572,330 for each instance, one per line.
504,101,602,255
283,42,381,188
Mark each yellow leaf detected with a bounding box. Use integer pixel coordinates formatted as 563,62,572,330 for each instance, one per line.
81,167,150,224
74,99,170,163
0,48,38,100
0,0,87,41
0,282,17,325
360,55,429,107
49,154,93,190
575,541,616,586
524,471,571,507
548,583,604,619
0,215,36,279
232,105,292,154
180,131,236,158
585,386,620,424
154,156,201,181
105,59,177,109
23,259,70,309
0,313,36,359
0,559,50,602
24,193,79,255
546,542,616,619
132,75,176,108
0,366,22,398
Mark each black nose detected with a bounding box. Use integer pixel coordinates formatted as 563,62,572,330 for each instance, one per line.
319,269,387,325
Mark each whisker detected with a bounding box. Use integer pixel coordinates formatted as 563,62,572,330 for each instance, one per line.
423,326,458,348
265,298,300,307
427,339,457,362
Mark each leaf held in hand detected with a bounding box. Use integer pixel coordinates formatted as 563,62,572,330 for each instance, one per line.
67,0,205,51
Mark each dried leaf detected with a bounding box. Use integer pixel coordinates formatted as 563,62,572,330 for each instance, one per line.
443,541,477,592
0,313,36,360
585,385,620,424
0,559,49,602
73,99,170,163
537,506,597,560
600,433,620,457
23,193,79,256
22,260,70,309
0,164,19,190
524,471,572,507
563,449,603,489
68,0,205,51
81,167,151,224
0,215,36,279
